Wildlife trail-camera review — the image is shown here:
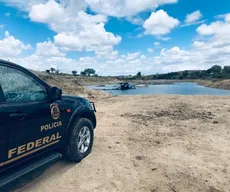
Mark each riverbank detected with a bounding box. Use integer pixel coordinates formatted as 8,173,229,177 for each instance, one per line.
36,71,230,92
36,72,120,86
16,95,230,192
36,72,112,99
131,79,230,91
196,79,230,90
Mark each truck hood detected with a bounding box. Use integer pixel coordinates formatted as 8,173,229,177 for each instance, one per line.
62,94,90,106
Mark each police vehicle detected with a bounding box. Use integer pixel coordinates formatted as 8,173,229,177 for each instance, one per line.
0,59,96,188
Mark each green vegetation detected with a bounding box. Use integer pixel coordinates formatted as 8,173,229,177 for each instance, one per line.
118,65,230,80
46,68,98,77
136,72,142,78
72,70,77,76
80,71,87,76
50,68,55,73
45,65,230,81
81,68,96,76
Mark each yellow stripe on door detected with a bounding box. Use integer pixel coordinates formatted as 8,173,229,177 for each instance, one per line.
0,140,60,167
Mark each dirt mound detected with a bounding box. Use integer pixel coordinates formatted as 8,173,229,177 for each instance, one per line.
36,73,110,99
153,102,214,120
197,79,230,90
122,101,214,126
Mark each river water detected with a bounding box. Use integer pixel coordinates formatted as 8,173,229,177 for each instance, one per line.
87,82,230,96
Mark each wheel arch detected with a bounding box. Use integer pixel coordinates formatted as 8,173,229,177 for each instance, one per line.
65,107,96,141
78,111,96,128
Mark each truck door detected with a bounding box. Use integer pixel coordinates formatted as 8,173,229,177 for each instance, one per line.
0,64,68,166
0,104,8,169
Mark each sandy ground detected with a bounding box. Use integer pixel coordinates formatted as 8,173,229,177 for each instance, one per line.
15,95,230,192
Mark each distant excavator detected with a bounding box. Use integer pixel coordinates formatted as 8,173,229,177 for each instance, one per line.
115,82,136,90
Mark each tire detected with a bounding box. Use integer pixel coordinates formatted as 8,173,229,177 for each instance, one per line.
64,118,94,162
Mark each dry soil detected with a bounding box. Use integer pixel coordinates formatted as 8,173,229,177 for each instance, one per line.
16,95,230,192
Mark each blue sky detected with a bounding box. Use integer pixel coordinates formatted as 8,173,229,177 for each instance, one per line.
0,0,230,75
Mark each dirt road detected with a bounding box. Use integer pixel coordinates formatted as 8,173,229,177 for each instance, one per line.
17,95,230,192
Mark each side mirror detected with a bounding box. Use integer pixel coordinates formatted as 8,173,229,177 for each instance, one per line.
51,87,62,101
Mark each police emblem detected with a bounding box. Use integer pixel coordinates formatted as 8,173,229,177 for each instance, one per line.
50,103,60,120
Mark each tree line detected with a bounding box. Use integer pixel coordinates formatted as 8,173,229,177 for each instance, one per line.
45,65,230,80
46,68,98,77
120,65,230,80
151,65,230,80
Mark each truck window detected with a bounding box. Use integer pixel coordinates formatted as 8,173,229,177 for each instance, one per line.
0,65,48,103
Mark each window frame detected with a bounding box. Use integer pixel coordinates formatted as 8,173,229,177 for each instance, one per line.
0,62,52,104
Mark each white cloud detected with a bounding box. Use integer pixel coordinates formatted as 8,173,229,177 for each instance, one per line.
28,1,121,55
11,55,77,73
147,48,154,52
0,31,32,58
158,46,203,66
136,34,144,38
127,16,144,25
197,21,230,36
156,36,171,41
180,10,205,27
35,40,65,57
0,0,47,11
0,25,4,28
192,41,205,47
185,10,203,24
154,14,230,72
86,0,178,18
126,52,141,60
194,16,230,63
140,55,146,59
2,0,230,76
93,46,119,60
226,14,230,23
1,0,178,18
143,10,180,36
197,24,214,35
5,13,10,17
29,0,64,23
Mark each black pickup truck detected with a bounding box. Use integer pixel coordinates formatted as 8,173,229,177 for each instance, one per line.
0,60,96,188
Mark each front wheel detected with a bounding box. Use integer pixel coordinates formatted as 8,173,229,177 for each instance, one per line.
64,118,94,162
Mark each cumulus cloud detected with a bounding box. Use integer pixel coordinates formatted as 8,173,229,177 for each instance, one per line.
140,55,146,59
225,14,230,23
103,14,230,75
143,10,180,36
157,46,203,66
156,36,171,41
195,15,230,62
127,16,144,25
0,31,32,58
184,10,203,25
94,47,119,60
154,14,230,72
29,0,64,23
0,0,47,11
197,20,230,36
1,0,178,19
35,40,65,57
29,1,121,55
86,0,178,17
126,52,141,60
11,55,76,73
2,0,230,76
147,48,154,52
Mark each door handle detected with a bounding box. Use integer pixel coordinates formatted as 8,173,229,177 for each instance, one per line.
10,113,28,120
